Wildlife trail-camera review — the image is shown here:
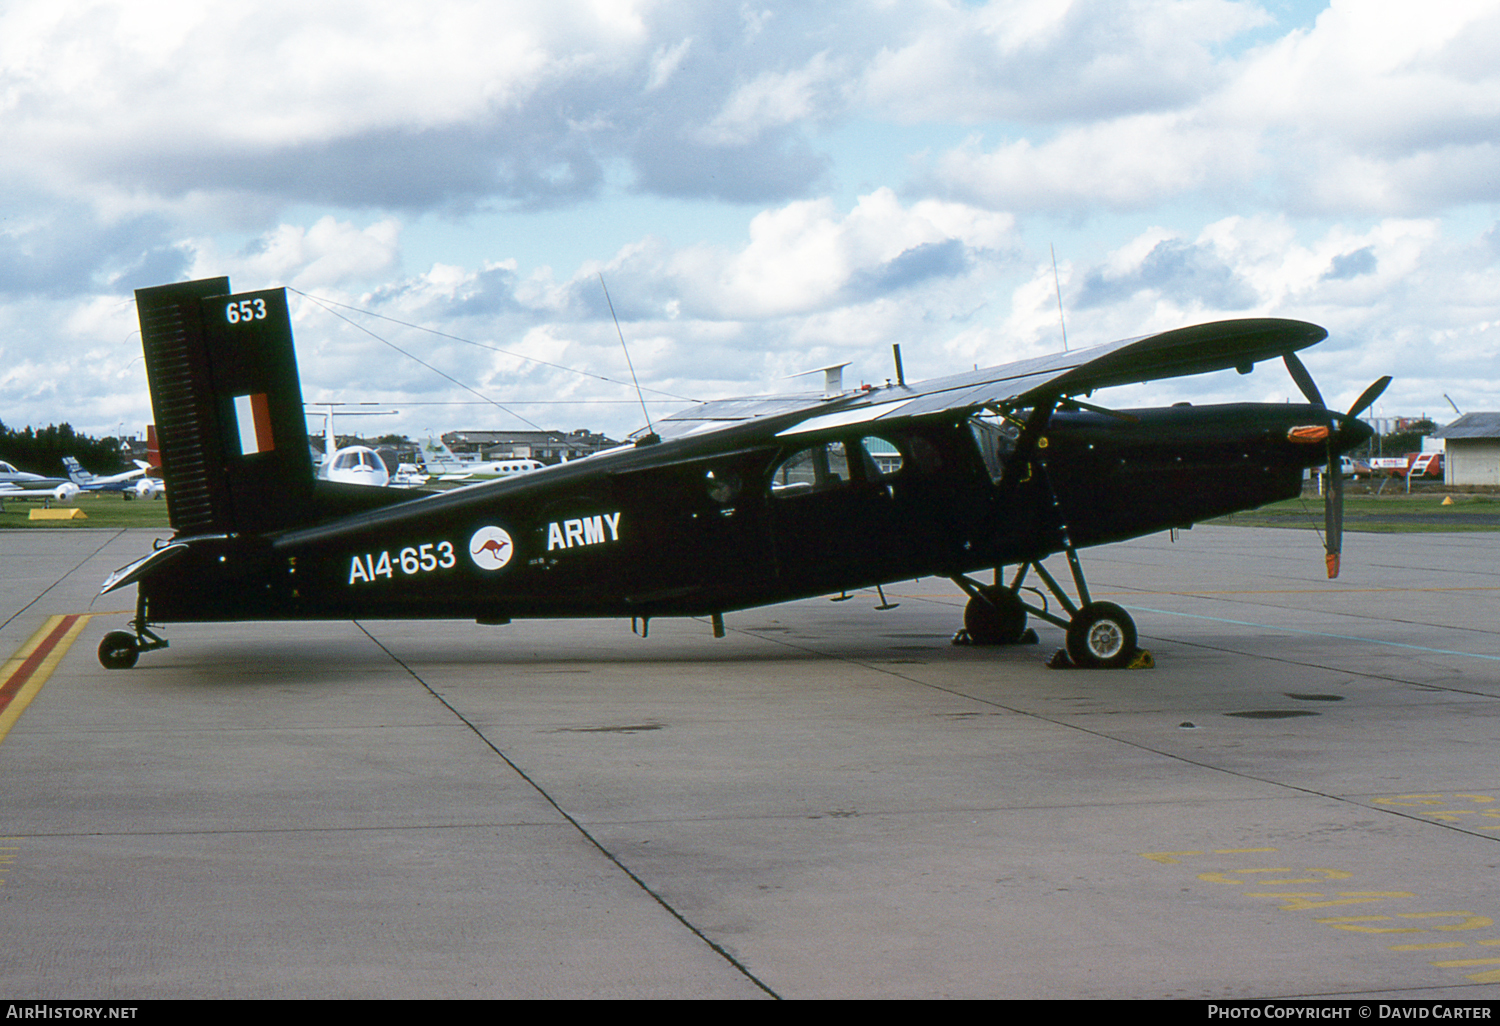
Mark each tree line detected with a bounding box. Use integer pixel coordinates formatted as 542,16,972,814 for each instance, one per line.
0,421,128,476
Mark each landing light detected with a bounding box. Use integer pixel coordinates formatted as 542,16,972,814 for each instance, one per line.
1287,425,1330,443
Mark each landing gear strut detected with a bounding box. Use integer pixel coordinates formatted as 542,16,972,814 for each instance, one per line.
953,557,1145,669
97,596,168,670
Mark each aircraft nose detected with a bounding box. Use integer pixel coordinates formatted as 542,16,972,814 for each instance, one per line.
1335,413,1374,451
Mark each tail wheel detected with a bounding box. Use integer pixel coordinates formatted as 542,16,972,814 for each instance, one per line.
1065,602,1137,669
963,585,1028,645
98,631,140,670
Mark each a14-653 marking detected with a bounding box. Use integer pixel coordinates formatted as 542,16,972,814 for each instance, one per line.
348,541,456,585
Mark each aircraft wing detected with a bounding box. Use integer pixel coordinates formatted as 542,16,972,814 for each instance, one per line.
0,481,80,501
657,318,1326,440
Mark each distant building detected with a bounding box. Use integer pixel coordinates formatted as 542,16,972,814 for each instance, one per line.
1432,414,1500,486
442,428,620,465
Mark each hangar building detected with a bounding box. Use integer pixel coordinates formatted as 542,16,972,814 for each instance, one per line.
1433,413,1500,486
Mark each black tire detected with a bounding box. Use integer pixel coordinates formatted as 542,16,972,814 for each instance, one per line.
1065,602,1137,669
963,586,1028,645
98,631,139,670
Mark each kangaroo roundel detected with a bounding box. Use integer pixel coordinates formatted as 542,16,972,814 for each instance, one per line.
469,526,515,572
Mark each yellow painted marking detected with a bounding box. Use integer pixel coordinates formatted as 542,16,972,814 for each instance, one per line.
1391,942,1467,951
1199,869,1293,883
1140,847,1277,864
1400,911,1494,931
1316,916,1422,934
1432,957,1500,968
1374,795,1448,807
0,614,91,745
1419,942,1500,983
1247,891,1415,911
1202,868,1353,884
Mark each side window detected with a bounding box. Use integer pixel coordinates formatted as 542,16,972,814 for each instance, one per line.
968,414,1019,484
858,436,903,478
770,436,907,499
770,441,851,498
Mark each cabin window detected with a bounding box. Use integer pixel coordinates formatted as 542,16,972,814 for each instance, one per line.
771,441,850,498
861,436,903,477
770,436,905,499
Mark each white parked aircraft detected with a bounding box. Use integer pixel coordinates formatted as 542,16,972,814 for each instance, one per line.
308,407,396,487
419,437,543,480
63,456,150,495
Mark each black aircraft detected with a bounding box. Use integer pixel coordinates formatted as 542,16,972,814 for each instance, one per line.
96,276,1387,670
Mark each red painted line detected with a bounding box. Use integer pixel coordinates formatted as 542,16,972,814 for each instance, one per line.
0,615,81,716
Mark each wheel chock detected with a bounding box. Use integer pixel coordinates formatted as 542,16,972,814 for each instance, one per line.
1047,646,1155,670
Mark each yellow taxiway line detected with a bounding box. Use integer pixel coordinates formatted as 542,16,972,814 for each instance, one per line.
0,614,91,745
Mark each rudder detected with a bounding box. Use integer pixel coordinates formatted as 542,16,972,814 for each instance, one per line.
135,278,315,536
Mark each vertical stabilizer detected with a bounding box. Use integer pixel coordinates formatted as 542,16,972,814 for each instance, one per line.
135,278,315,535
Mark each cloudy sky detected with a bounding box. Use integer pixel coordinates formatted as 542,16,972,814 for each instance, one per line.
3,0,1498,445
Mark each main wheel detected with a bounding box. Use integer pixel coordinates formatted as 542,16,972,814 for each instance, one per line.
98,631,140,670
963,585,1028,645
1065,602,1137,669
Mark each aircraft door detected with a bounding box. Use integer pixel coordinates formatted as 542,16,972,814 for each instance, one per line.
767,434,914,591
608,449,777,611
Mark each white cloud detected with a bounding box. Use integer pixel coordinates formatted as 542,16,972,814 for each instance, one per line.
930,113,1260,211
698,51,844,146
925,0,1500,216
184,217,402,291
861,0,1267,124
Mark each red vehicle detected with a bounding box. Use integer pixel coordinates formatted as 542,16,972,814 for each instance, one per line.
1405,452,1444,478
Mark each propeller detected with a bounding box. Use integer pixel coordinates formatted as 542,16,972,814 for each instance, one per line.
1283,354,1391,579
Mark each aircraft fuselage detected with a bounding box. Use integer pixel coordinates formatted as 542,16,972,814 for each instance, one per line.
135,401,1362,626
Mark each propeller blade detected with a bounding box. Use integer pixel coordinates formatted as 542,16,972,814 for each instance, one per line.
1284,352,1325,408
1347,375,1392,419
1324,439,1343,579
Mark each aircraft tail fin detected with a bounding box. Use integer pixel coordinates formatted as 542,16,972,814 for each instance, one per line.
135,278,316,536
61,456,91,485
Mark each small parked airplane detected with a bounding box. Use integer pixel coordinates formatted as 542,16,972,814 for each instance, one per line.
420,437,543,480
0,462,77,501
98,276,1385,670
62,456,153,496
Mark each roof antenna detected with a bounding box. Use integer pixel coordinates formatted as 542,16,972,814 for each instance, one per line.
600,273,659,446
1051,244,1068,352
